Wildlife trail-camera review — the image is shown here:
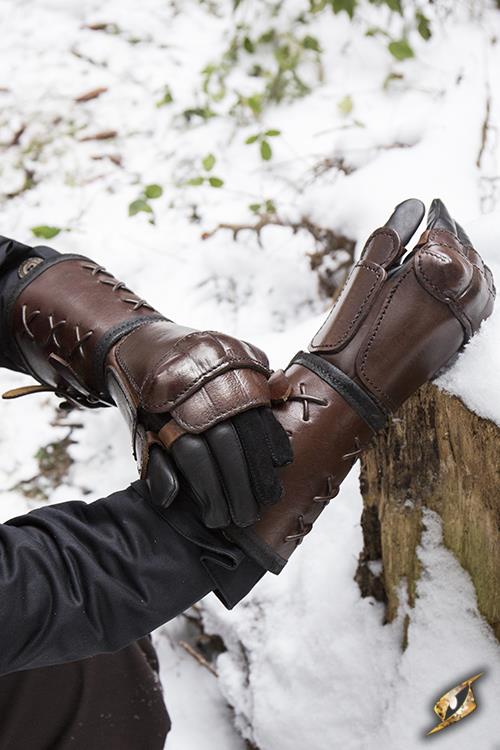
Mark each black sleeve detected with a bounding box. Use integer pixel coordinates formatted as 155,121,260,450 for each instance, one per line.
0,479,263,676
0,237,265,676
0,236,61,372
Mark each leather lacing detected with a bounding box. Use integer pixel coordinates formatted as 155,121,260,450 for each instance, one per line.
6,262,155,409
288,382,327,421
283,380,363,545
81,263,154,312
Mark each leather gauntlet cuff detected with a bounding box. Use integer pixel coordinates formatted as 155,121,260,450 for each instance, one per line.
106,321,274,475
226,202,495,574
6,255,164,407
225,355,377,573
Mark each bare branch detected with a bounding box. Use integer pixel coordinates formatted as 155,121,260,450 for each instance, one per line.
178,640,218,677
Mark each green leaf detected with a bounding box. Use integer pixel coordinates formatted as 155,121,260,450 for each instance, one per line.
156,86,173,107
243,36,255,53
202,153,216,171
365,26,389,38
31,225,61,240
208,176,224,188
264,199,277,214
265,129,281,137
246,94,263,115
245,134,260,144
144,184,163,199
249,202,261,213
260,140,272,161
259,29,275,45
383,71,404,89
388,39,415,61
338,94,353,115
187,176,205,186
128,199,153,217
383,0,402,13
416,11,432,40
302,35,321,52
331,0,357,19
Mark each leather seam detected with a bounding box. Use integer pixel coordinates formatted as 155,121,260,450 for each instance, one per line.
173,396,266,432
311,262,383,350
423,240,494,295
116,320,163,394
358,267,413,410
144,358,269,409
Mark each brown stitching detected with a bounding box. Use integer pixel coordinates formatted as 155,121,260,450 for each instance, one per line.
173,395,267,432
311,262,383,350
416,252,450,298
142,356,270,409
358,267,412,410
423,240,494,295
362,228,400,264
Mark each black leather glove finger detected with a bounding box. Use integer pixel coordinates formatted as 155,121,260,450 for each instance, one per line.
427,197,457,234
146,445,179,508
168,407,292,529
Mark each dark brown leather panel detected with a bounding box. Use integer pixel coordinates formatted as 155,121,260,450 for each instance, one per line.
228,364,373,565
354,267,465,412
310,261,385,352
11,258,160,401
171,368,271,432
110,322,272,434
232,214,495,571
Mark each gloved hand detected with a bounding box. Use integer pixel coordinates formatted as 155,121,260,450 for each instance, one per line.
1,241,292,528
226,199,495,572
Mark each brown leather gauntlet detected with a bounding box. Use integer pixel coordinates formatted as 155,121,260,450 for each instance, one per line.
3,252,293,527
227,199,495,573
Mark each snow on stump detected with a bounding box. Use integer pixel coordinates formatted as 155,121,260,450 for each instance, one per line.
356,383,500,643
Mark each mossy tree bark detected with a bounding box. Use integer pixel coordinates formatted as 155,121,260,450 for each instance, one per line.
356,383,500,642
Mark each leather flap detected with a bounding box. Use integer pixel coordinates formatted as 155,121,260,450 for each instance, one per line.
140,331,271,414
310,260,386,353
171,369,271,433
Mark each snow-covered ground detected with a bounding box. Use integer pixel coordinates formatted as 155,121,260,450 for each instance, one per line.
0,0,499,747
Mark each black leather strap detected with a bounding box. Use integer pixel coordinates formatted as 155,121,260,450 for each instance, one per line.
290,351,388,432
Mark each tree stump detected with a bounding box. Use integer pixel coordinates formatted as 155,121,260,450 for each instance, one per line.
356,383,500,642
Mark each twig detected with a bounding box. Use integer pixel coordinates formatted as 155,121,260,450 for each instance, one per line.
477,90,492,169
6,124,26,148
75,87,108,103
79,129,118,142
178,640,218,677
202,213,355,297
91,153,123,166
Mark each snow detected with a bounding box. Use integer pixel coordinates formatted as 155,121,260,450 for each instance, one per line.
202,482,500,750
0,0,498,748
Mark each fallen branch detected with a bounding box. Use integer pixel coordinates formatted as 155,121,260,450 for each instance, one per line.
477,90,492,169
202,213,355,298
75,87,108,103
91,153,123,166
179,640,218,677
79,129,117,142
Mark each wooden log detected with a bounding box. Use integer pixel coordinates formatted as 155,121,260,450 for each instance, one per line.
356,383,500,642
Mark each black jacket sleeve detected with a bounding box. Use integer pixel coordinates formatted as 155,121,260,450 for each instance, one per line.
0,237,265,675
0,480,262,675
